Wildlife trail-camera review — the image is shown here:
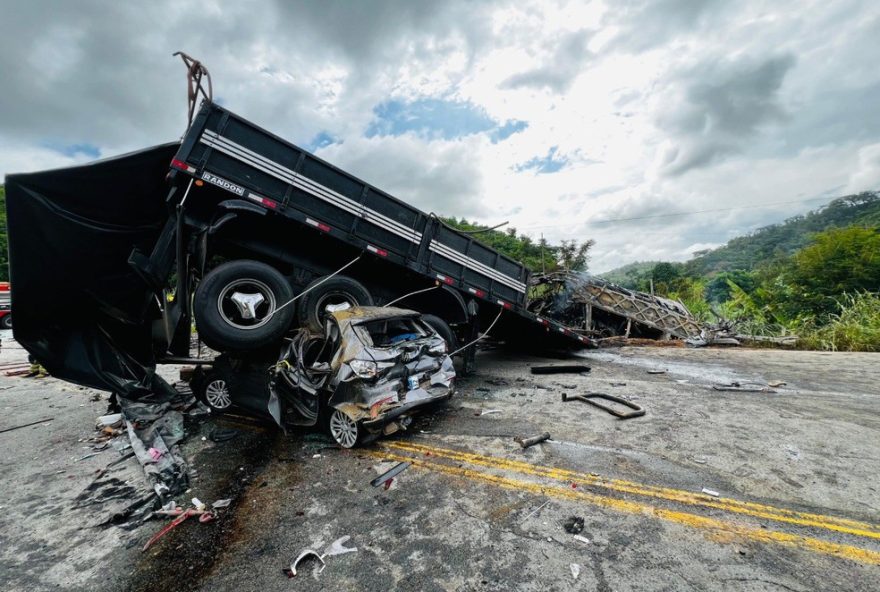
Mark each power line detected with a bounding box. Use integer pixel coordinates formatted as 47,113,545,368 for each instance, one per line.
518,195,834,230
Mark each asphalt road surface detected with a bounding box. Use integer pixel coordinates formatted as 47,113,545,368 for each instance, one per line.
1,334,878,591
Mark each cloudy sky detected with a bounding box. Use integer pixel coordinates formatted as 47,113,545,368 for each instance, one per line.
2,0,879,272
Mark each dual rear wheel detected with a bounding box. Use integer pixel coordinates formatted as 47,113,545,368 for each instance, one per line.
193,260,372,351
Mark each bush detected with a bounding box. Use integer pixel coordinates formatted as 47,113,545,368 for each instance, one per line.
796,292,880,352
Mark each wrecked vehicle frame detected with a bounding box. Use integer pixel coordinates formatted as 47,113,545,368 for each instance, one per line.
268,306,455,447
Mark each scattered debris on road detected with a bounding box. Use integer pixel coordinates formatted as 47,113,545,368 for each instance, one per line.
712,382,777,393
701,488,720,497
521,499,551,522
514,432,551,449
570,563,581,580
530,365,591,375
563,516,585,534
142,501,217,552
370,461,410,488
323,535,358,557
209,427,240,443
0,417,54,434
96,413,123,428
284,536,357,578
285,549,325,577
562,392,646,419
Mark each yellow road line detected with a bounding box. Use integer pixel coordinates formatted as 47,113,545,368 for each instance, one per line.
383,440,880,542
365,449,880,565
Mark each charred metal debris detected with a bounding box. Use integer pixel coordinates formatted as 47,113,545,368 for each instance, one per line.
527,271,785,347
529,272,703,342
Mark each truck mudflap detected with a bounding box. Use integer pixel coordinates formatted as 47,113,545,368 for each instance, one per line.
4,143,179,396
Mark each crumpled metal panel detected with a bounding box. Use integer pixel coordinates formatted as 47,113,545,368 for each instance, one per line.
269,306,455,428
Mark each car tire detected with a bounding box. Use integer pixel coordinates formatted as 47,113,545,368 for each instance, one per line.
192,371,233,412
421,314,458,352
194,260,295,352
328,408,361,448
297,275,373,332
1,315,11,330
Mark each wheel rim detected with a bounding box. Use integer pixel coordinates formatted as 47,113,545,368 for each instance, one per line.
315,291,359,317
217,278,277,330
329,409,359,448
204,379,232,409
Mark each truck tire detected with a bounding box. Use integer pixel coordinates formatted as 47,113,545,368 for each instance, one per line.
421,314,458,352
297,275,373,332
194,260,295,352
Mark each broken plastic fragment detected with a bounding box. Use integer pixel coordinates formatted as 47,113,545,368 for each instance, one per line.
323,535,357,557
191,497,206,511
701,488,720,497
287,549,325,577
480,409,501,416
570,563,580,579
96,413,123,427
573,534,591,544
212,498,233,509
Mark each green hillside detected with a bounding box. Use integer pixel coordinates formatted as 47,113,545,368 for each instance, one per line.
685,191,880,276
600,260,661,286
598,191,880,351
603,191,880,289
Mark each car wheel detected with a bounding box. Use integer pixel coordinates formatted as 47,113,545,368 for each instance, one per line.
194,260,295,352
420,314,457,351
200,376,233,412
0,315,11,330
328,408,361,448
297,275,373,332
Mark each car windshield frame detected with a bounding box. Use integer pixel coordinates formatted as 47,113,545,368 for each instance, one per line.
352,316,434,348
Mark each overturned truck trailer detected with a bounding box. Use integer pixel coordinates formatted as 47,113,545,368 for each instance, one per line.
5,100,591,398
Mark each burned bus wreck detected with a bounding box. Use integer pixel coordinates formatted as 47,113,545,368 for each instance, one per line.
529,271,704,341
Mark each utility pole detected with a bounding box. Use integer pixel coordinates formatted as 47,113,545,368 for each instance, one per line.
540,233,546,274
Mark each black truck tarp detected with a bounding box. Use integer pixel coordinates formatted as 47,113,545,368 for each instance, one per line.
5,143,179,396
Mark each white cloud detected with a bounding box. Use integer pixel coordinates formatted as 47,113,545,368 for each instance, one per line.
846,143,880,194
2,0,879,276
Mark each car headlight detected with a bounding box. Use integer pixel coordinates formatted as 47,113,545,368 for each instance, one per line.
349,359,394,379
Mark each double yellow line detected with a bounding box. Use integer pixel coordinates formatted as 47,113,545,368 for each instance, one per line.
369,440,880,565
